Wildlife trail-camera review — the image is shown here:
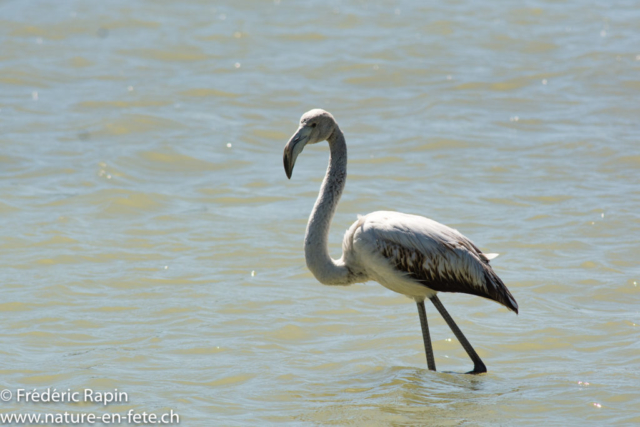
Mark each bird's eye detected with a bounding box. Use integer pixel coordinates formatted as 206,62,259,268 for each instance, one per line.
311,123,317,128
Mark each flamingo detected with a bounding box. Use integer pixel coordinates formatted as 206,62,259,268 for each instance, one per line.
283,109,518,373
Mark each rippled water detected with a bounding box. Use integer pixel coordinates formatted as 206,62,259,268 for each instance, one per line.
1,0,639,425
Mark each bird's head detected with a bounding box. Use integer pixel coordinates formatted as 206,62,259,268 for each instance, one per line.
283,109,336,179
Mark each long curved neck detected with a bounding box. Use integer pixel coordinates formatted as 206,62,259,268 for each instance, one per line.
304,127,351,285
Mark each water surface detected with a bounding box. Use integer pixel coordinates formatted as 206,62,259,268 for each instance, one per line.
1,0,639,425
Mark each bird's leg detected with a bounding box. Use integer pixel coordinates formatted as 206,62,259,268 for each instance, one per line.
416,301,436,371
429,295,487,374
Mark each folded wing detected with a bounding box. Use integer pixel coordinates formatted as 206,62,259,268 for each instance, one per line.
355,211,518,313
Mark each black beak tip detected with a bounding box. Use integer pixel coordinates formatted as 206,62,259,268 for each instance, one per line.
284,152,293,179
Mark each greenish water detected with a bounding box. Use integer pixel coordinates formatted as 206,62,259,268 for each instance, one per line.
1,0,639,425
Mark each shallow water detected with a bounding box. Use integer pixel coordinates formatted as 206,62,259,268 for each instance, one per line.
1,0,639,425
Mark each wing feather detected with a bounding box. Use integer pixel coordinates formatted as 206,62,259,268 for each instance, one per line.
356,211,518,313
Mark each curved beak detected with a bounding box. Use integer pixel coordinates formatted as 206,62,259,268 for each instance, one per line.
283,126,312,179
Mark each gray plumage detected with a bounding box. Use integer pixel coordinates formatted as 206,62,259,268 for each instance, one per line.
283,109,518,373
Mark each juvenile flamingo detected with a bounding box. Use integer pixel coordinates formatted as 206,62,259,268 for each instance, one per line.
283,109,518,373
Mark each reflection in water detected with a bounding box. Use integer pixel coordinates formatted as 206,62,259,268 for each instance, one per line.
300,367,499,424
